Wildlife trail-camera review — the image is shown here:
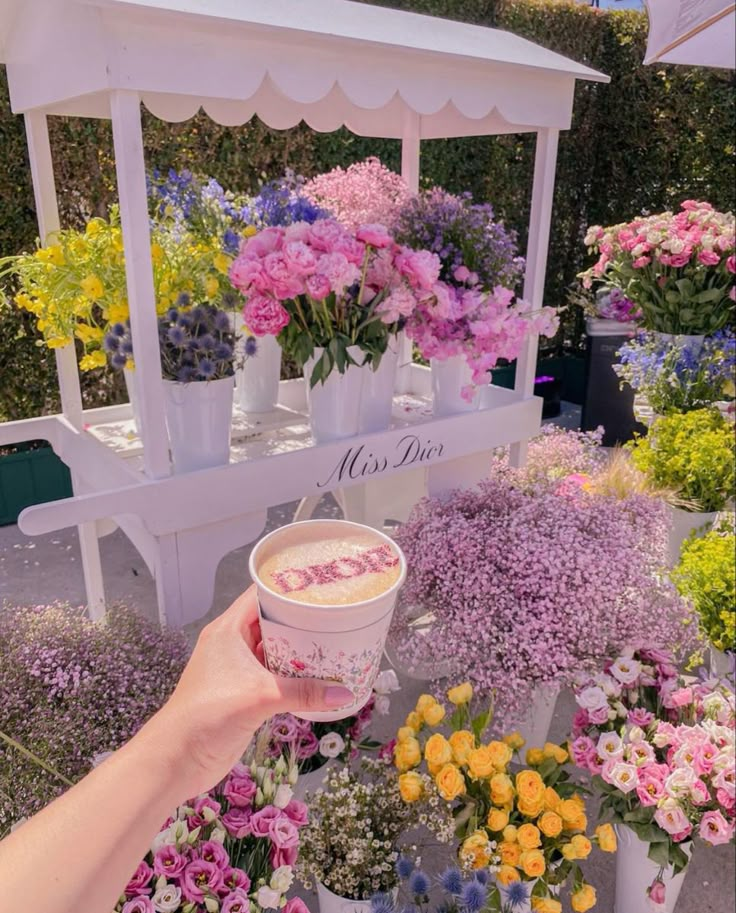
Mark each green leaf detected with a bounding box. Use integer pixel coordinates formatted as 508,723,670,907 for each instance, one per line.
647,839,671,867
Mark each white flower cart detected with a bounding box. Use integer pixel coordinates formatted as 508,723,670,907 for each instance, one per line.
0,0,607,627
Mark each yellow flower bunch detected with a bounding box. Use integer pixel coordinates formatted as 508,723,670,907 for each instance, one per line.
393,684,616,906
0,209,228,370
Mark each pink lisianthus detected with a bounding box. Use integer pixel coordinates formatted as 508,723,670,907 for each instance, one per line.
221,888,252,913
698,249,721,266
249,806,283,838
125,861,153,897
648,878,667,908
283,899,311,913
271,842,299,869
222,807,253,838
628,707,655,728
654,800,691,837
223,771,257,808
727,254,736,273
181,859,224,903
219,867,251,896
636,768,666,807
283,798,309,827
121,900,154,913
570,735,596,767
153,845,187,879
700,809,734,846
196,839,230,870
665,686,693,710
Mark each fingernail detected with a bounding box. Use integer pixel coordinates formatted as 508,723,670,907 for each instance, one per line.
325,685,354,708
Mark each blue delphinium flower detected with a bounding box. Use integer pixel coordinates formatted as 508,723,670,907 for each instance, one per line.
439,867,463,895
396,856,415,879
460,879,486,913
408,870,430,897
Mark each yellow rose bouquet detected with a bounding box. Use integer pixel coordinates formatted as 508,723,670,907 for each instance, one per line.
394,683,616,913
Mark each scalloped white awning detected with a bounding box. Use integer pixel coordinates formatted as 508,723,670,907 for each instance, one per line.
0,0,608,137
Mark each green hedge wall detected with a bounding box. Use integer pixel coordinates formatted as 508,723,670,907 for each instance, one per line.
0,0,734,419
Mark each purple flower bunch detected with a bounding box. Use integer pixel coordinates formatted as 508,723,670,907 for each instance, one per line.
391,478,691,727
0,603,188,833
115,757,310,913
393,187,525,292
593,287,640,322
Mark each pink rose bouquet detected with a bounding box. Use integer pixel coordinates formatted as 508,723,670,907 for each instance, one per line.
581,200,735,334
114,755,308,913
228,218,439,384
570,648,736,905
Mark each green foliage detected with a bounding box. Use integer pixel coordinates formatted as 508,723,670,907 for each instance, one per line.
627,408,736,512
1,0,734,418
673,520,736,652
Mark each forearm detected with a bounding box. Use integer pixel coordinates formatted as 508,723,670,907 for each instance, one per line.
0,711,193,913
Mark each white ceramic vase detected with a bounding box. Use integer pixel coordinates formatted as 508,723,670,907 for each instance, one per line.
232,314,282,413
317,882,396,913
669,506,717,566
359,338,399,433
613,825,691,913
163,376,233,473
510,683,560,751
123,367,143,436
710,646,734,679
304,345,366,443
431,355,481,417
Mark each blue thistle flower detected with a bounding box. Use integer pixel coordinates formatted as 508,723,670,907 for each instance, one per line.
473,869,489,886
177,365,195,383
110,352,127,370
500,880,531,909
395,857,414,879
190,305,207,324
439,867,463,895
213,310,232,333
199,333,216,351
166,307,180,322
120,339,134,356
111,322,127,337
103,333,119,352
177,312,193,328
408,870,430,897
460,879,486,913
197,357,216,379
167,326,187,347
370,893,395,913
214,342,232,361
244,336,258,357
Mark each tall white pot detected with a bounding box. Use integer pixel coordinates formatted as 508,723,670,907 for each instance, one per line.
669,506,717,565
304,346,365,443
359,339,399,433
510,683,560,751
232,314,282,413
317,882,396,913
123,368,143,436
710,646,734,679
431,355,481,417
614,825,691,913
163,377,233,473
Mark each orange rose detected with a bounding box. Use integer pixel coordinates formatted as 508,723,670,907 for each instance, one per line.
531,898,562,913
517,823,542,850
526,748,545,766
490,773,515,807
449,730,475,766
571,884,596,912
394,737,422,772
422,701,446,727
516,770,545,805
487,808,509,831
517,796,545,819
520,848,546,878
468,746,496,779
538,811,563,838
425,733,453,768
543,742,569,764
502,825,518,843
487,740,513,771
595,823,617,853
398,772,424,803
405,711,423,732
544,787,562,813
397,726,416,743
495,865,521,887
498,841,521,867
435,763,465,801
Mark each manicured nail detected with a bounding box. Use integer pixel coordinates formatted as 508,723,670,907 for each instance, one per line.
325,685,354,708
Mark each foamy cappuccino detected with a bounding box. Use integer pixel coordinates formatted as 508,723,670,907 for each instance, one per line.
258,527,401,606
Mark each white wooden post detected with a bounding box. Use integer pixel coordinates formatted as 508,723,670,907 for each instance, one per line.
24,110,107,620
110,90,171,480
509,127,560,467
397,109,421,395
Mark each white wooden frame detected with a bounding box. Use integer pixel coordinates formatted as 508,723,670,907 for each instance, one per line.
0,0,607,627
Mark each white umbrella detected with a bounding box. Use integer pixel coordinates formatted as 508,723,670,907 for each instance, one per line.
644,0,735,68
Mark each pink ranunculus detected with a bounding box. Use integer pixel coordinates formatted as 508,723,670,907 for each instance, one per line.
356,223,393,249
268,816,299,850
270,842,299,869
396,249,441,291
221,888,252,913
648,878,666,908
243,227,284,259
125,860,153,897
283,241,318,277
153,844,187,879
654,800,691,836
249,805,283,838
182,859,224,904
219,867,251,897
283,798,309,828
197,839,230,870
122,899,154,913
698,249,721,266
243,296,290,337
223,772,257,808
284,899,311,913
222,807,253,839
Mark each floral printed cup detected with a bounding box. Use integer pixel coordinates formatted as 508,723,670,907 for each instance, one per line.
249,520,406,722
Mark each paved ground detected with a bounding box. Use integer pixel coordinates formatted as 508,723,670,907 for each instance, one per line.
1,405,734,910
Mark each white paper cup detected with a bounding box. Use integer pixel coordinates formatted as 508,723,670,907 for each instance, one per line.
249,519,406,722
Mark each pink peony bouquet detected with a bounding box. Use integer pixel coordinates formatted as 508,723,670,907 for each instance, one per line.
581,200,735,335
115,756,309,913
570,648,735,903
267,669,400,774
406,278,558,399
228,218,439,384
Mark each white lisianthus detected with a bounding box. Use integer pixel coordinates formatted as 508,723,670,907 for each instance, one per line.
210,825,227,844
270,865,294,893
273,784,293,809
152,884,182,913
577,685,609,712
610,658,641,686
374,694,391,716
373,669,400,695
319,732,346,759
597,732,624,760
628,725,644,744
609,762,638,794
257,886,281,909
665,767,697,797
150,823,181,855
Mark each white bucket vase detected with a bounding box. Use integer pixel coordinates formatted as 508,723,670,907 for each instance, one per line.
232,314,282,413
304,346,366,443
163,376,233,473
431,355,481,417
292,760,334,802
669,506,717,565
710,646,734,679
359,338,399,433
317,882,397,913
614,825,692,913
511,683,560,751
123,367,143,436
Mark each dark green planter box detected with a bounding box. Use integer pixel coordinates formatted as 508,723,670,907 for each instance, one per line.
0,445,73,526
491,354,586,405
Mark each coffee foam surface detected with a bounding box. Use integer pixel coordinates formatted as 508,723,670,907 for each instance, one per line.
257,530,401,606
